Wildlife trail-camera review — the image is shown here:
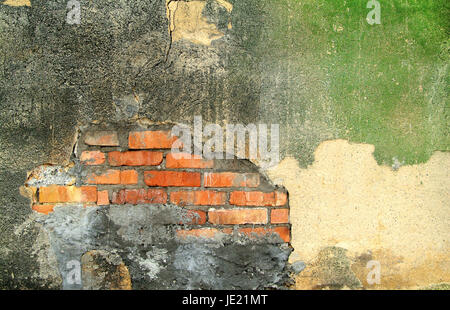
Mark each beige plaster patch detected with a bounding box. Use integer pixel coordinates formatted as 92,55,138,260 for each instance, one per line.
166,0,232,46
2,0,30,6
266,139,450,289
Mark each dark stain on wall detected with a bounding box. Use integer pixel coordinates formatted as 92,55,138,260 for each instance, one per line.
0,0,265,288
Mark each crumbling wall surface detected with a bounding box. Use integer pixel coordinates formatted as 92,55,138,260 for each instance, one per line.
33,205,292,290
18,124,292,289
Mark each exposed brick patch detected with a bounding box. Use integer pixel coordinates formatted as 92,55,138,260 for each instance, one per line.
111,189,167,205
84,131,119,146
81,151,106,165
39,186,97,203
108,151,163,167
204,172,260,188
208,208,268,225
230,191,287,206
27,124,291,247
166,153,214,169
170,190,226,206
144,171,201,187
129,131,178,149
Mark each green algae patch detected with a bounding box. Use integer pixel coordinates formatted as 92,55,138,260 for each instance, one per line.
238,0,449,166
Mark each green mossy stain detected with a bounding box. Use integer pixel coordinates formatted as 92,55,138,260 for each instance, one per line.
233,0,449,166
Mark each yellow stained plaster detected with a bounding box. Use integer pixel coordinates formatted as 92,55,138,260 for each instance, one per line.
166,0,233,46
266,139,450,289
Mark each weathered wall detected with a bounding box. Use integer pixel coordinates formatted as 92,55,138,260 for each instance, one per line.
0,0,448,289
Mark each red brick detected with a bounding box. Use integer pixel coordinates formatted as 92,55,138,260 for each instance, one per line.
97,190,109,206
84,131,119,146
204,172,259,188
86,170,138,185
129,131,178,149
208,208,267,225
274,191,288,206
238,226,290,243
170,190,226,206
32,204,55,215
182,210,207,225
111,190,125,204
108,151,163,167
120,170,139,185
176,228,232,239
166,153,213,169
81,151,106,165
144,171,200,187
39,186,97,203
111,189,167,205
270,226,291,243
271,209,289,223
229,191,287,206
87,169,120,184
